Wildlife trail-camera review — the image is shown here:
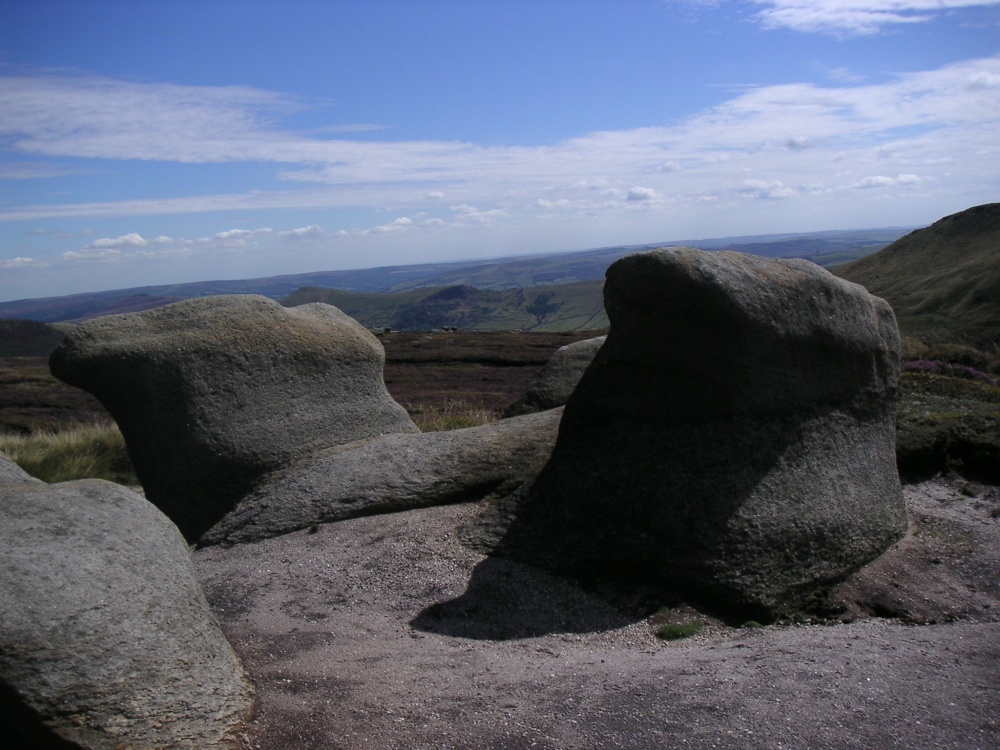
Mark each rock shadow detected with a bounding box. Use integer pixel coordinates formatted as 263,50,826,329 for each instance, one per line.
410,554,645,640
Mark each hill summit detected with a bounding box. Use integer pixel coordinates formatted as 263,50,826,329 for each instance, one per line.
834,203,999,346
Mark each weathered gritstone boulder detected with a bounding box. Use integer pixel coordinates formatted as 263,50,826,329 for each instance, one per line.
50,295,417,541
500,248,907,617
503,336,606,417
0,479,253,749
0,452,38,484
202,408,562,546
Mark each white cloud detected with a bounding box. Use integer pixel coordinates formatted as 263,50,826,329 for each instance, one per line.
370,217,413,233
63,247,124,261
967,71,1000,90
85,232,151,249
276,224,322,238
754,1,1000,36
740,179,797,199
626,186,658,202
1,256,45,270
851,173,922,189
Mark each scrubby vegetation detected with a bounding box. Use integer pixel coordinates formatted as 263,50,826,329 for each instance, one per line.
655,622,704,641
406,399,501,432
0,421,137,485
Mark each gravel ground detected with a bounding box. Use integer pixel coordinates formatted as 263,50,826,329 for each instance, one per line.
194,478,1000,750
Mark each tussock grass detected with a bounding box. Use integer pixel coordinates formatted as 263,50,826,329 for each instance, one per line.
0,421,138,485
405,399,500,432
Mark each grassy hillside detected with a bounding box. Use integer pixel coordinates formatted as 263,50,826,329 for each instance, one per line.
283,280,608,332
834,203,1000,347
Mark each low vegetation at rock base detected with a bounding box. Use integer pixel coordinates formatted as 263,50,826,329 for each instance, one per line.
405,398,501,432
654,622,704,641
0,420,136,485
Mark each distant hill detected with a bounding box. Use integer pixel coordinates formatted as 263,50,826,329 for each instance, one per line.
283,281,608,332
0,292,183,325
0,228,905,324
834,203,1000,347
0,319,68,357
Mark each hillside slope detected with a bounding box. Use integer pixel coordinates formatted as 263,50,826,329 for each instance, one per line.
282,281,608,332
0,319,68,357
834,203,999,346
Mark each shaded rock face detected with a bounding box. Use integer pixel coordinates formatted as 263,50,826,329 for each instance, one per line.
0,479,253,749
202,408,562,546
502,248,907,617
50,295,417,540
504,336,606,417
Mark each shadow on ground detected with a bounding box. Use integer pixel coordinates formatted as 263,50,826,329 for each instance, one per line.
411,554,648,640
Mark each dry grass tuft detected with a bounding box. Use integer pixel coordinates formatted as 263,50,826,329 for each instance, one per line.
0,420,138,485
404,399,501,432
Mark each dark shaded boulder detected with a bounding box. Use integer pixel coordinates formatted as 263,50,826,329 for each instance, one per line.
202,408,562,546
0,478,253,748
503,336,606,417
496,248,907,617
49,295,417,540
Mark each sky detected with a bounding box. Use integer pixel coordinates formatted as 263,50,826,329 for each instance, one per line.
1,0,999,302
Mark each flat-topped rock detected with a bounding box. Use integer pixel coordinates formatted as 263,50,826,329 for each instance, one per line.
50,295,417,540
497,248,907,617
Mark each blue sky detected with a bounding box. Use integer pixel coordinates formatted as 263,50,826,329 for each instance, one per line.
1,0,999,301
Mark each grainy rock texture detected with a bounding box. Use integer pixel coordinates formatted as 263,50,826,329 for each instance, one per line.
0,478,253,749
496,248,907,616
49,295,416,540
0,452,37,484
202,409,561,546
503,336,606,417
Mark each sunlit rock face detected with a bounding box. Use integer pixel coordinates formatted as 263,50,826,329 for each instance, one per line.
0,478,253,748
504,248,906,617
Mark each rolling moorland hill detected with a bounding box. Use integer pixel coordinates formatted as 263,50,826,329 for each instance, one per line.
0,319,67,357
834,202,1000,347
0,228,903,324
282,281,608,332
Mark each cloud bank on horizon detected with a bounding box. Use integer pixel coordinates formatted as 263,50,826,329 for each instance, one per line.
1,0,999,300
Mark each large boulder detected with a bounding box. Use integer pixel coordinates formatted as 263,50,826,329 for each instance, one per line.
202,408,562,546
499,248,907,617
503,336,606,417
0,478,253,749
50,295,417,540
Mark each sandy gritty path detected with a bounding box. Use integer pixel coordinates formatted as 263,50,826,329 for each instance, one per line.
194,478,999,750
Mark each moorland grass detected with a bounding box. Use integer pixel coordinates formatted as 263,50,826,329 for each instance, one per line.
0,420,137,485
405,399,500,432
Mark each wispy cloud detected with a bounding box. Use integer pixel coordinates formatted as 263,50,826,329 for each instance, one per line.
753,0,1000,36
58,226,317,263
1,54,998,229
